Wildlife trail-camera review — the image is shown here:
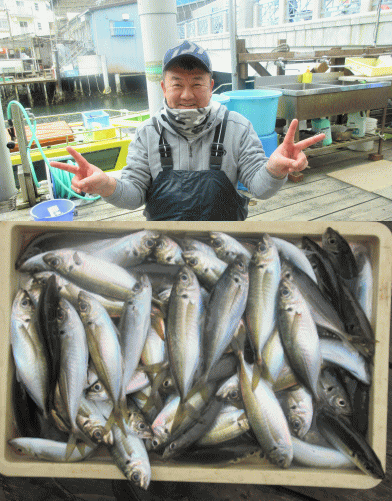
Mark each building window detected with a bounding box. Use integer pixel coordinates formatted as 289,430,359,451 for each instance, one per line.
20,21,28,28
110,20,135,37
16,1,24,7
35,2,39,10
38,22,42,30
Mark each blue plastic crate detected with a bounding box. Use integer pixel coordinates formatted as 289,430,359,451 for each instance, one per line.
82,110,110,130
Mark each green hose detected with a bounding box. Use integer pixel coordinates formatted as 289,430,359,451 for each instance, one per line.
7,100,100,201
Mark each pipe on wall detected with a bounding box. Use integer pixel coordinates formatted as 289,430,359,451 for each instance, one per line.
138,0,178,115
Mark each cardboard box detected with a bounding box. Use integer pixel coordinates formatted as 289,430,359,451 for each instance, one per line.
0,221,391,488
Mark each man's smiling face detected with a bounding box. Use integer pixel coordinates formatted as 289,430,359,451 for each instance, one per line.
161,66,214,109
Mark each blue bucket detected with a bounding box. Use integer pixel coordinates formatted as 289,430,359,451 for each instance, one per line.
238,131,278,191
222,89,282,137
30,199,76,221
211,94,230,105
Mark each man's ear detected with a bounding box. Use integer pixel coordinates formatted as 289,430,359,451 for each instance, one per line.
160,80,165,93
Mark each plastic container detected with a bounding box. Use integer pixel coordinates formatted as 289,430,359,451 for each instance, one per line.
238,131,278,191
92,127,117,141
347,112,367,138
311,118,332,146
82,110,110,130
29,199,76,221
211,94,230,105
222,89,282,136
348,117,378,152
345,58,392,77
0,221,391,490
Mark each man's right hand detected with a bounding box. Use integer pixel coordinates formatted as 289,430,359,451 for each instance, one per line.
50,146,117,198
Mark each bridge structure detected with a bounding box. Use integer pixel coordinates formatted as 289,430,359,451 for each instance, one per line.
177,0,392,74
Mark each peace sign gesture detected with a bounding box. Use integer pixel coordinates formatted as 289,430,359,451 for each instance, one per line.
50,146,117,198
266,119,325,178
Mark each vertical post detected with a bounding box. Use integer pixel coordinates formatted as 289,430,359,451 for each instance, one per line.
312,0,323,20
14,84,19,101
0,93,18,202
360,0,373,13
115,73,122,94
237,0,254,30
53,49,63,99
26,84,34,107
229,0,239,91
253,3,260,28
277,39,286,75
42,82,49,104
278,0,287,25
138,0,178,116
101,55,111,94
79,78,84,96
10,103,37,206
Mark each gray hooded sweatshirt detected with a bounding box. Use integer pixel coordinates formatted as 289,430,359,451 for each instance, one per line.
104,103,286,215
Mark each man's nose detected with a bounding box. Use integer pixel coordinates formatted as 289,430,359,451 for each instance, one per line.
180,85,194,100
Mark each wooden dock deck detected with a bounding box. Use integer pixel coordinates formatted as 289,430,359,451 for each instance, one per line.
2,140,392,223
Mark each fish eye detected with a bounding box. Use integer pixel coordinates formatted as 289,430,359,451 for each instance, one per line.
284,272,291,279
211,239,222,248
133,282,141,292
93,382,102,392
281,287,290,296
229,390,239,400
138,422,146,430
152,438,160,448
277,457,286,466
292,420,301,431
145,239,155,248
49,257,60,267
93,430,103,440
328,237,336,245
180,273,188,281
57,307,65,321
336,398,347,408
189,258,197,266
79,301,88,312
287,307,293,312
131,471,140,482
21,297,31,307
169,442,176,450
163,379,171,388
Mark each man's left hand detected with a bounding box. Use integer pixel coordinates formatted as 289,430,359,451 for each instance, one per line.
266,119,325,178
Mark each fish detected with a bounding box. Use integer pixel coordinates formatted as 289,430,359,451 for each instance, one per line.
272,236,317,282
316,407,385,479
318,366,352,418
196,404,250,446
200,254,249,386
43,249,138,300
181,249,227,290
154,235,184,265
108,422,151,490
179,237,217,259
209,232,252,264
322,227,358,281
118,275,152,390
76,395,114,446
246,234,281,371
278,277,322,400
291,436,356,469
56,298,90,458
351,243,373,323
278,386,313,439
10,289,49,418
166,266,203,402
77,291,127,435
8,437,97,462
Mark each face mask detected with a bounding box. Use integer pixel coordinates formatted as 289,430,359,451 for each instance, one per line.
163,100,219,138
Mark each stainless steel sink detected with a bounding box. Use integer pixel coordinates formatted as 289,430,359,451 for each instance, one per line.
264,80,390,96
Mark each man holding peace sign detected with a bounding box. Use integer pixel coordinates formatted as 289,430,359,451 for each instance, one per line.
51,41,324,221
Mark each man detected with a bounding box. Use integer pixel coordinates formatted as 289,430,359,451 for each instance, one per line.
51,41,324,221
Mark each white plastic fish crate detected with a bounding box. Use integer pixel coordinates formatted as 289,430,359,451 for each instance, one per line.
0,221,391,489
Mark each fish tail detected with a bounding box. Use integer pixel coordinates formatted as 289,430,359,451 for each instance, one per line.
183,374,208,404
115,403,128,437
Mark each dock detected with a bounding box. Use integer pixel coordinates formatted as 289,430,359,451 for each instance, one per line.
1,139,392,222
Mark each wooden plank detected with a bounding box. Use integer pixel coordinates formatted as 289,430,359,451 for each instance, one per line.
314,197,392,221
248,186,377,221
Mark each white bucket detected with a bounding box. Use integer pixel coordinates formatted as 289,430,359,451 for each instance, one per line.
347,112,366,138
348,117,378,152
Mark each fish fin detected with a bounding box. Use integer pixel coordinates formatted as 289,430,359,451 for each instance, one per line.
65,433,77,461
251,363,263,391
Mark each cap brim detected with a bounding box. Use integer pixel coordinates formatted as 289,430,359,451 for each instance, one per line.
163,54,211,73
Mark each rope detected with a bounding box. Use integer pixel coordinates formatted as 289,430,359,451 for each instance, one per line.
7,100,100,201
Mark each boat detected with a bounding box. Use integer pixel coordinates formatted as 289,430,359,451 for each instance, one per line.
6,107,150,189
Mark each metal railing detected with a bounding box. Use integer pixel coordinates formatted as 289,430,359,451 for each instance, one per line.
258,1,279,27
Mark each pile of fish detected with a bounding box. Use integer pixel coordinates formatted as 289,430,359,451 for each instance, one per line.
9,227,385,490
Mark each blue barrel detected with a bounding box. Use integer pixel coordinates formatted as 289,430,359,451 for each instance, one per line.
222,89,282,137
30,199,76,221
238,131,278,191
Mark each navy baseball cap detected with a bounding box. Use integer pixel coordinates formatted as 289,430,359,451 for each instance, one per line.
163,40,212,73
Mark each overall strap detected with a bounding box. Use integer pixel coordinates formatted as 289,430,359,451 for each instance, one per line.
210,109,230,170
153,117,173,170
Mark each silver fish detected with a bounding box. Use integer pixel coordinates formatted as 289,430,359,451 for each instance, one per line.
351,243,373,323
77,291,126,435
291,436,356,469
166,266,203,401
272,236,317,282
209,232,252,264
246,234,281,366
8,438,97,462
154,235,184,265
279,386,313,439
182,249,227,290
196,404,250,446
118,274,152,390
11,289,49,417
278,277,322,399
76,395,114,446
180,237,217,259
43,249,138,300
318,366,353,418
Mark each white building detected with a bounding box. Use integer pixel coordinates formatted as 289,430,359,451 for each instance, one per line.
0,0,55,40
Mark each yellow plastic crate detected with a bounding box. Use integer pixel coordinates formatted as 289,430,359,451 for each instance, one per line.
345,58,392,77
